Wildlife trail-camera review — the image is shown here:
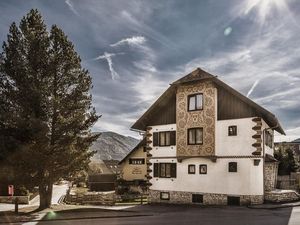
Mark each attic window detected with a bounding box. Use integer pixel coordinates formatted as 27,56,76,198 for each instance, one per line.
129,158,145,165
188,94,203,111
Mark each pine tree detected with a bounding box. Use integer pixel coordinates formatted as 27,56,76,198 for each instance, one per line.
0,9,100,209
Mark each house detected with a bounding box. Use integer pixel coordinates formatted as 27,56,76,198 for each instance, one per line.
103,160,120,174
131,68,285,205
118,138,147,184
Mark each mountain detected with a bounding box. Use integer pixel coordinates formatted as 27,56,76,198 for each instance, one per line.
292,138,300,143
90,131,140,161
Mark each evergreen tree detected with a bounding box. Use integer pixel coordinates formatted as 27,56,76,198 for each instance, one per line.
0,9,100,209
274,144,299,175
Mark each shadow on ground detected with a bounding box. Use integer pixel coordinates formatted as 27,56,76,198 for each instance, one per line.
32,204,295,225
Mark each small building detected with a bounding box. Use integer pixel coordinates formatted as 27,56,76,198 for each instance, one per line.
88,174,116,192
103,160,120,174
118,138,147,184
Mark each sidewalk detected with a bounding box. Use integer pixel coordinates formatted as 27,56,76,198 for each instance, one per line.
248,201,300,209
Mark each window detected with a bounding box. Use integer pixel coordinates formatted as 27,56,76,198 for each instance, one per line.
264,130,273,148
188,128,203,145
192,194,203,203
129,158,145,165
159,131,170,146
153,163,176,178
153,131,176,147
188,164,196,174
228,162,237,172
199,164,207,174
228,126,237,136
160,192,170,200
188,94,203,111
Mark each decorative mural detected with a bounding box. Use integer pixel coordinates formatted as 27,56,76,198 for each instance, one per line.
176,81,216,157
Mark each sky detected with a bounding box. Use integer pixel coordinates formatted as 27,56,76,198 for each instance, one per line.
0,0,299,141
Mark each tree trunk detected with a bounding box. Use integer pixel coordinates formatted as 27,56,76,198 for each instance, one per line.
39,182,53,210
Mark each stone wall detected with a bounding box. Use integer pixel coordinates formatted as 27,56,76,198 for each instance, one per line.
176,80,216,157
149,190,263,205
264,162,278,191
66,191,116,205
265,190,300,203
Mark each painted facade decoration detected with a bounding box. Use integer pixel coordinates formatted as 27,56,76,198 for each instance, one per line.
176,81,216,157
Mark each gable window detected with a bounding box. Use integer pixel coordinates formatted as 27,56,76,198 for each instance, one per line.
188,128,203,145
153,131,176,147
228,126,237,136
188,164,196,174
199,164,207,174
153,163,176,178
188,94,203,111
129,158,145,165
228,162,237,172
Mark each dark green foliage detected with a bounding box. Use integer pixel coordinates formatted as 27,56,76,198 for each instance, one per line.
0,9,100,209
274,144,299,175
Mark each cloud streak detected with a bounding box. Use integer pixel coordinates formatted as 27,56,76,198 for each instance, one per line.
65,0,79,16
247,79,260,97
110,36,146,47
94,52,124,80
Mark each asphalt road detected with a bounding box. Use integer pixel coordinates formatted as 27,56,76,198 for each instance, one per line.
32,205,300,225
0,184,68,212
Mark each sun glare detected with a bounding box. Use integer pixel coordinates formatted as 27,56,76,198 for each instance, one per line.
243,0,289,23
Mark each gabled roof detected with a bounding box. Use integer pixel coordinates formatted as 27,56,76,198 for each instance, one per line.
118,138,146,165
131,68,285,135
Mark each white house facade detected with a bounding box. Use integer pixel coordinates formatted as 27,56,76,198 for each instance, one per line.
131,68,285,205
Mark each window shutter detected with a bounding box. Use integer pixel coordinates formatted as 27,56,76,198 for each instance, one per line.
153,132,159,146
170,131,176,146
153,163,159,177
129,158,132,164
171,163,177,178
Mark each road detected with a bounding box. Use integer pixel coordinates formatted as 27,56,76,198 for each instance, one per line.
0,184,68,212
28,205,300,225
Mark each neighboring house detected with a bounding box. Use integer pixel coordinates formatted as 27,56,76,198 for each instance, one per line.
118,139,147,184
275,139,300,162
103,160,120,174
88,174,116,192
131,68,285,205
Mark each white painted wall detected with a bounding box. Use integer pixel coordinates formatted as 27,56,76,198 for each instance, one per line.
150,124,177,158
216,117,257,156
150,157,264,195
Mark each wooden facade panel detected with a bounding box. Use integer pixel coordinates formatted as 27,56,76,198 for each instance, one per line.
148,94,176,126
217,86,260,120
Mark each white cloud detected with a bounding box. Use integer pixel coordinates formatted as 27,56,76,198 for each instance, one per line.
110,36,146,47
65,0,79,16
94,52,124,80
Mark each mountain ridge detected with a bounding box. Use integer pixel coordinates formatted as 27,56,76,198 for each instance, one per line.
90,131,140,161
